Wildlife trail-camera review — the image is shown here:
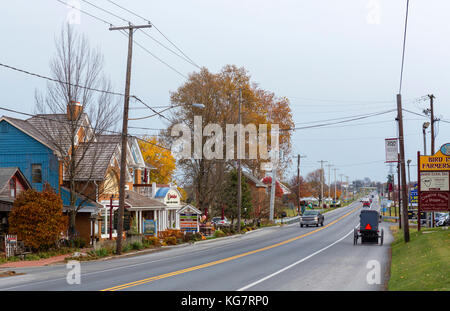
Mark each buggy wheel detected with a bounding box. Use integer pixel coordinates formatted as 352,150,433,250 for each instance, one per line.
353,228,358,245
380,228,384,246
300,224,303,227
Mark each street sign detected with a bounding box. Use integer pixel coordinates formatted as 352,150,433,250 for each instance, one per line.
385,138,398,163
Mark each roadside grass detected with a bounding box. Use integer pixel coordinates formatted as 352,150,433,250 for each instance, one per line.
388,226,449,291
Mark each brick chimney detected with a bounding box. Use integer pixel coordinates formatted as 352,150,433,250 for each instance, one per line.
67,101,82,121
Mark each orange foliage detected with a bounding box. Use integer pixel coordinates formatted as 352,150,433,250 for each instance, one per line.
8,185,68,250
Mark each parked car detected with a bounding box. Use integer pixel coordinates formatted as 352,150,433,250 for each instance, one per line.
436,213,449,227
300,210,324,227
211,217,231,227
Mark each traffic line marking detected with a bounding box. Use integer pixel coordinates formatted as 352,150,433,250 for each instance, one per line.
237,227,357,291
100,206,360,291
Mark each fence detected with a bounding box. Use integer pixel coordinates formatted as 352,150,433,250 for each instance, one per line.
0,234,18,258
275,216,300,225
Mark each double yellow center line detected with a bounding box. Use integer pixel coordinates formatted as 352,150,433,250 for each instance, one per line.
101,206,360,291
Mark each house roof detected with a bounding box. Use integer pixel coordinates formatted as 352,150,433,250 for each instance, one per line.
65,141,119,181
60,186,103,213
1,116,60,155
0,167,31,193
125,190,167,208
155,187,171,198
177,204,202,215
242,171,267,188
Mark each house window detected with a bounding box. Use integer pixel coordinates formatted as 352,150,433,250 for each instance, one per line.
32,164,42,183
10,178,16,197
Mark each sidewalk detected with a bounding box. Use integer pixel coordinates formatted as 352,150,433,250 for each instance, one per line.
0,254,71,268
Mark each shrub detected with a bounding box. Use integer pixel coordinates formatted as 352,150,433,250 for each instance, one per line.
95,247,111,258
164,236,177,245
145,236,161,247
70,237,87,249
8,185,68,251
214,230,226,238
131,242,144,250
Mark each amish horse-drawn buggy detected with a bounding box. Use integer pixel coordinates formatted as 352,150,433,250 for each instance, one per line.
353,209,383,245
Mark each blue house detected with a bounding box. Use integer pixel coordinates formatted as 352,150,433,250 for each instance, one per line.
0,116,60,192
0,113,101,243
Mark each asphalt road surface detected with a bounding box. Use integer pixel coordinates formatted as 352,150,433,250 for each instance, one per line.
0,195,393,291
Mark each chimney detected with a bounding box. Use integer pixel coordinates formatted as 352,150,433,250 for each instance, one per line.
152,182,157,198
67,101,82,121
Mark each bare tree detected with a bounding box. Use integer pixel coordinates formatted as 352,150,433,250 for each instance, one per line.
34,25,120,238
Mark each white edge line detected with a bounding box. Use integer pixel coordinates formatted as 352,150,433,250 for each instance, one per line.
237,227,356,291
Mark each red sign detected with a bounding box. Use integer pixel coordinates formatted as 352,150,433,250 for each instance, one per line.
420,192,450,212
168,193,178,199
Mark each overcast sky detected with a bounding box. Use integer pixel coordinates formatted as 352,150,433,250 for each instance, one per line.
2,0,450,184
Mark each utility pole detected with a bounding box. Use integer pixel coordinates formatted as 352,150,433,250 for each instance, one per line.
297,154,307,215
110,23,152,255
318,160,327,208
397,153,402,229
326,164,333,205
237,88,242,233
333,168,338,205
428,94,435,227
428,94,435,155
396,94,410,243
339,173,344,201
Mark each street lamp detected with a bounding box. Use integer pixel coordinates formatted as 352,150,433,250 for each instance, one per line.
422,122,430,155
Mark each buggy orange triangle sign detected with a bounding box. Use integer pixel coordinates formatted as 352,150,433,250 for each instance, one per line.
365,224,372,230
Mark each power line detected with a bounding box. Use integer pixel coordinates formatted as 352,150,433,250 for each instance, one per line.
285,109,396,131
80,0,129,23
56,0,113,26
294,110,396,125
82,0,200,68
106,0,200,68
0,62,124,97
0,106,171,151
55,0,190,79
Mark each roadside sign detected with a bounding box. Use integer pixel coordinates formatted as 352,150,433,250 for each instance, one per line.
385,138,398,163
420,171,449,191
418,144,450,230
143,220,157,236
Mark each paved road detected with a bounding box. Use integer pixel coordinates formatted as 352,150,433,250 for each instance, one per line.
0,195,392,291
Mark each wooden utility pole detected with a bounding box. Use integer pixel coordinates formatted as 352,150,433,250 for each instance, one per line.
396,94,410,242
297,154,307,214
428,94,436,227
397,153,402,229
428,94,435,155
237,88,242,233
326,164,333,202
110,23,152,255
317,160,327,208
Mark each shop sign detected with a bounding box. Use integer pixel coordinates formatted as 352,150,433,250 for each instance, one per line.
385,138,398,163
143,220,157,236
420,171,449,191
420,192,450,212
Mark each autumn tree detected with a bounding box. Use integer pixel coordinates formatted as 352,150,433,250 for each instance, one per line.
33,25,119,239
165,65,293,214
9,185,68,251
138,135,176,184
